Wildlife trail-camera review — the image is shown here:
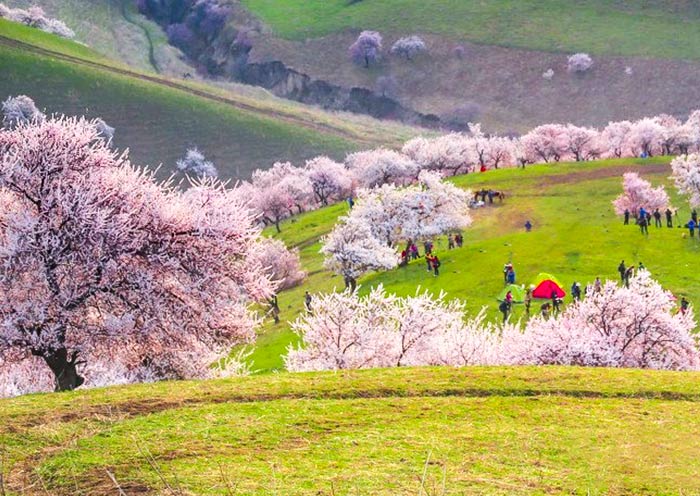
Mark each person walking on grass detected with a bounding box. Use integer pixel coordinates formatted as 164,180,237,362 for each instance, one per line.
639,215,649,235
455,233,463,247
448,234,455,250
594,277,602,293
624,266,634,288
304,291,312,313
688,218,696,238
524,287,533,315
499,300,510,323
653,209,662,228
432,254,441,276
624,209,630,225
571,282,582,301
618,260,626,283
666,208,673,228
425,253,433,272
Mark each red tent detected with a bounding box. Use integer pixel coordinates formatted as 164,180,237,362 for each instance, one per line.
532,279,566,299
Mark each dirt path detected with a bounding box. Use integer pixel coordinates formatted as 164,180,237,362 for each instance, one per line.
0,34,389,147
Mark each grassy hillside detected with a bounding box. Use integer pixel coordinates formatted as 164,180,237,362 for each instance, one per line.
242,0,700,60
252,156,700,372
0,19,420,178
3,366,700,494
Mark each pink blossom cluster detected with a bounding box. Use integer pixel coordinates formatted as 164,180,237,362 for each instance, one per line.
612,172,670,216
285,285,505,372
236,112,700,234
0,117,275,396
287,271,698,372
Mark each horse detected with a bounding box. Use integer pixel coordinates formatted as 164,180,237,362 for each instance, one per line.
474,189,506,204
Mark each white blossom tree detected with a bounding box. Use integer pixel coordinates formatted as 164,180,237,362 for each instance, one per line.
176,147,218,178
1,95,45,129
305,156,353,206
671,153,700,207
391,35,427,60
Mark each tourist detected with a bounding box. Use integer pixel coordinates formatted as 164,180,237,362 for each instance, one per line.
638,215,648,235
524,287,533,315
624,209,630,225
680,297,689,315
425,253,433,272
432,254,441,276
571,282,582,301
693,209,698,224
455,233,463,247
624,266,634,288
617,260,626,282
524,220,532,232
653,209,662,228
410,243,419,260
665,208,673,228
499,300,510,322
448,234,455,249
304,291,312,313
594,277,602,293
688,218,696,238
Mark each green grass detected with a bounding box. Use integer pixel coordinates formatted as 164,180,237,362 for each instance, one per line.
241,0,700,60
252,156,700,372
3,366,700,494
0,19,421,178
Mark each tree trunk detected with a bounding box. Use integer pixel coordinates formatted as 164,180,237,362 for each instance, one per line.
42,348,84,392
275,219,281,233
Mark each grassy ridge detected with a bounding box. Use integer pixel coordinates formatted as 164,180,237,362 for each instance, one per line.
241,0,700,60
252,157,700,372
3,366,700,494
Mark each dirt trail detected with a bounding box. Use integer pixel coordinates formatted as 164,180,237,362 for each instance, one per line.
0,34,388,147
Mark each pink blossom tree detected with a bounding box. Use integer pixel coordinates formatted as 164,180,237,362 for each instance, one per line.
345,148,418,188
349,30,382,68
347,171,472,247
0,118,274,393
390,35,427,61
602,120,632,158
671,153,700,207
253,162,314,215
564,124,601,161
402,134,474,176
567,53,593,73
502,271,698,370
285,286,501,371
612,172,670,216
520,124,569,163
254,238,306,291
305,156,353,206
627,118,664,157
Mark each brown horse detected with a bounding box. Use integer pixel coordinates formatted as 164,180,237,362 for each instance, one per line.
474,189,506,204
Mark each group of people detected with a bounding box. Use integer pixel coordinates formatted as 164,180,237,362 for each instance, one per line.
447,233,464,249
617,260,645,288
625,207,700,238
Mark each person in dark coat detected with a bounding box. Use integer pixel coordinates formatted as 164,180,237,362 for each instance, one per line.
624,209,630,225
432,255,441,276
638,215,648,235
665,208,673,228
653,209,662,228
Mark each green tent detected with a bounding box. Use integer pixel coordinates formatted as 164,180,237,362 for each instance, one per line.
497,284,526,303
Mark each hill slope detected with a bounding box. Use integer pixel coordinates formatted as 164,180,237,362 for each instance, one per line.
0,19,420,178
3,366,700,494
252,156,700,372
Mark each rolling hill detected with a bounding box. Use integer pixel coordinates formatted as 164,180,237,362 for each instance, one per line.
0,18,421,178
3,366,700,494
251,156,700,372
